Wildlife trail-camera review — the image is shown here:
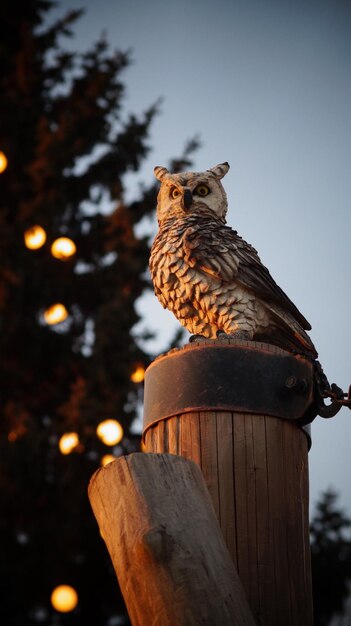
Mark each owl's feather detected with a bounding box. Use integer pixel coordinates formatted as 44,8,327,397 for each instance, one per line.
183,221,311,330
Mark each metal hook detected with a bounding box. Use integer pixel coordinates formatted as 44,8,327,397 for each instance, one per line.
317,382,351,419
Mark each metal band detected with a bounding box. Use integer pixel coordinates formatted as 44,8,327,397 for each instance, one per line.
143,340,316,439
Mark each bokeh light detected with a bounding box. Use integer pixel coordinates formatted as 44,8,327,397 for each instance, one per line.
51,237,76,260
24,225,47,250
51,585,78,613
101,454,116,466
96,419,123,446
59,433,79,455
43,304,68,325
130,365,145,383
0,151,8,173
8,425,27,442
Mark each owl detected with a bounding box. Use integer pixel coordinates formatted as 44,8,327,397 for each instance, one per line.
150,162,317,359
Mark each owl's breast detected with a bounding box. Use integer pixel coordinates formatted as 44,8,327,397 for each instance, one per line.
149,221,222,321
150,228,194,300
150,220,266,337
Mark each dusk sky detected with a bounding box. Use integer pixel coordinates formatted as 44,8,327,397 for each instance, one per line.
53,0,351,515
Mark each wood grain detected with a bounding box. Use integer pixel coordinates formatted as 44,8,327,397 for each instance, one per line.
216,411,237,563
89,453,255,626
199,411,221,521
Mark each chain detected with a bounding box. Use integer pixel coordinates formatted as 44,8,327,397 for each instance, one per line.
314,360,351,418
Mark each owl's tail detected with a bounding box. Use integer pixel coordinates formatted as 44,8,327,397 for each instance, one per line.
257,305,318,359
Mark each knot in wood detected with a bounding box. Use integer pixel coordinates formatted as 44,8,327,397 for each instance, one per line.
142,525,174,562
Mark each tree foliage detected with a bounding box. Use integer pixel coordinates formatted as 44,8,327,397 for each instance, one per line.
311,490,351,625
0,1,197,623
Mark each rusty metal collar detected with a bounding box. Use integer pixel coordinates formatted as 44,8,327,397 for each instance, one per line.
143,339,316,439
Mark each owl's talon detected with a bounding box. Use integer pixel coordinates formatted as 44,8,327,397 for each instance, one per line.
216,331,230,343
216,330,227,338
189,334,207,343
229,330,252,341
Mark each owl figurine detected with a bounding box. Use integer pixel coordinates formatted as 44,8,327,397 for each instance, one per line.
150,162,317,358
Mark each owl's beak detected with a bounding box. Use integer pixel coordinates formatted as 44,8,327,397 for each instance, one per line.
182,188,193,211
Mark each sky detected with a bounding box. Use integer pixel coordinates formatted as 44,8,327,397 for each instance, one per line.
53,0,351,516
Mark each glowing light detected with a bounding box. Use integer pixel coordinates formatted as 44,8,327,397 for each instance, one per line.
43,303,68,325
59,433,79,455
101,454,116,466
0,151,8,173
130,365,145,383
96,419,123,446
51,585,78,613
24,225,47,250
8,426,26,442
51,237,76,260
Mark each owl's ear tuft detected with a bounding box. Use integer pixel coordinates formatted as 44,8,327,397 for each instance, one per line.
208,162,230,180
154,166,170,181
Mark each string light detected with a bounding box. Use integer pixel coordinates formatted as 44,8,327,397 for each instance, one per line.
96,419,123,446
130,365,145,383
24,225,47,250
43,304,68,325
51,585,78,613
59,433,79,455
0,151,8,173
101,454,116,466
51,237,76,260
8,426,27,442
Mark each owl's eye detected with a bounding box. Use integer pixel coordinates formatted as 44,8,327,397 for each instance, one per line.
171,187,181,199
194,184,210,197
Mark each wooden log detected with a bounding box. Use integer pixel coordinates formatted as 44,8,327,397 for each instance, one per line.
88,452,255,626
143,339,314,625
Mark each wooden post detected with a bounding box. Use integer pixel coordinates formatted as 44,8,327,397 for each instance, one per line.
143,338,315,626
89,452,255,626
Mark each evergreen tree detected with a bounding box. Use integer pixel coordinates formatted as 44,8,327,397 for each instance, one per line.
0,1,197,623
311,490,351,625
